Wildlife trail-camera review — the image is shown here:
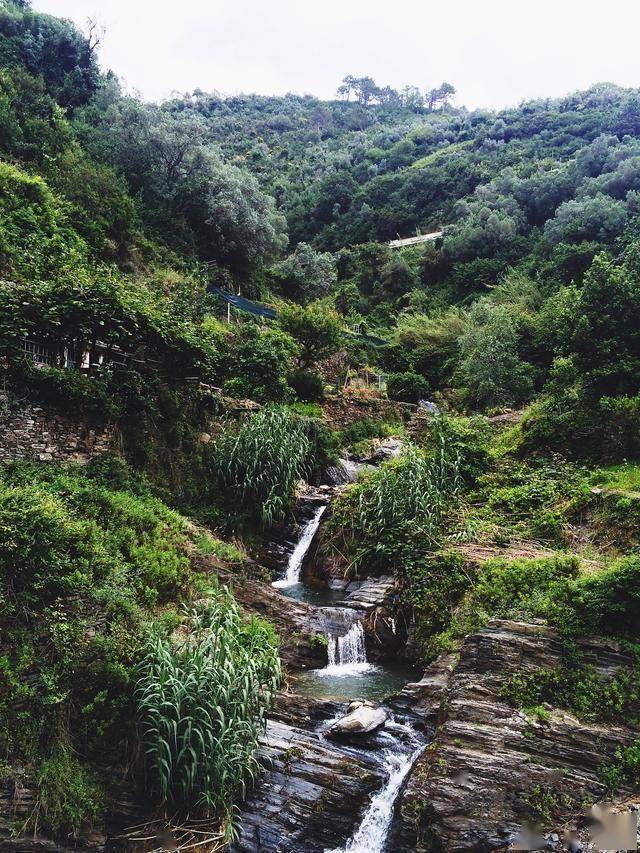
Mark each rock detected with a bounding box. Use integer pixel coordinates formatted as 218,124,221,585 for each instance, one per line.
326,704,388,738
232,718,385,852
393,620,639,852
324,458,360,485
351,437,405,465
346,699,375,713
340,575,396,610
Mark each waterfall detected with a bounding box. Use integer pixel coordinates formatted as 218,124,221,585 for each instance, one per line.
317,608,372,676
327,620,367,668
273,505,326,589
327,744,423,853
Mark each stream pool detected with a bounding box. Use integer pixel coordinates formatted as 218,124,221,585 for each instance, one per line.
292,660,419,702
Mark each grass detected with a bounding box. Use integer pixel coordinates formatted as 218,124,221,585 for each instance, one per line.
195,532,244,563
592,463,640,495
288,401,323,419
135,589,282,839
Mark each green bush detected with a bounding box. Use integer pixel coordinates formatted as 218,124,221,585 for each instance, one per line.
557,555,640,638
599,739,640,793
135,590,281,837
288,369,325,402
420,413,491,484
211,407,311,528
415,555,581,661
33,748,104,839
340,416,402,448
221,325,298,402
300,415,340,483
0,460,194,774
501,651,640,725
387,371,430,403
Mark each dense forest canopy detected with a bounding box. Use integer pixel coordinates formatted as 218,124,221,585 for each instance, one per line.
1,0,640,451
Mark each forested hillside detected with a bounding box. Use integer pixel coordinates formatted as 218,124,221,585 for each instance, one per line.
1,0,640,850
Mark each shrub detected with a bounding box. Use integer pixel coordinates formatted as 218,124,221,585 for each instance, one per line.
472,555,581,619
387,371,430,403
556,554,640,638
599,739,640,793
0,460,194,775
288,369,325,402
135,590,281,836
340,416,403,448
501,653,640,725
417,555,581,661
221,325,298,402
33,748,104,839
459,299,535,410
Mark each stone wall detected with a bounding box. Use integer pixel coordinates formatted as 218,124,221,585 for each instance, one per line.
321,392,414,431
0,403,118,464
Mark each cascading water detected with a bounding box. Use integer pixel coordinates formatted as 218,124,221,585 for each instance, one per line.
327,620,366,668
316,608,373,676
272,504,326,589
327,742,423,853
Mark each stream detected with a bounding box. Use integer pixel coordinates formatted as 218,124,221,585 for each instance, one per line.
269,494,425,853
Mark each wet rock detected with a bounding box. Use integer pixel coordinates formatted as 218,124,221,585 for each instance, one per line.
389,653,457,728
232,718,385,852
324,458,361,485
327,703,388,738
341,575,396,611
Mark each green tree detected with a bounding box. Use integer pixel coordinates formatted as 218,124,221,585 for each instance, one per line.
571,249,640,397
460,300,535,409
278,302,343,368
273,242,336,303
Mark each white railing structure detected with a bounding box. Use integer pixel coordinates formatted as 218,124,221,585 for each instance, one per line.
389,230,443,248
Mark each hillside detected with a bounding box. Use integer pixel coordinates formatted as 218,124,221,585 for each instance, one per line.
0,1,640,851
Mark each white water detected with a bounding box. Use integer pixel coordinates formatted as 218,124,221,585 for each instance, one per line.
272,505,326,589
317,619,374,676
327,745,423,853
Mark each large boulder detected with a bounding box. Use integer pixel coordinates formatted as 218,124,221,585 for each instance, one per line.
327,701,388,738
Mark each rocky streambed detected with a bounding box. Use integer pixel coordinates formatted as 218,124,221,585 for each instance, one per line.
227,468,640,853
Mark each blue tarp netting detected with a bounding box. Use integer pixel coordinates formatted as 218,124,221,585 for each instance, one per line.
209,286,277,319
209,286,388,346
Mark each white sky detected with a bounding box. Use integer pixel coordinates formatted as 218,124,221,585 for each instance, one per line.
34,0,640,109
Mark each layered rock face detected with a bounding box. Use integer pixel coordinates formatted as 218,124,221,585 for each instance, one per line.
232,705,387,852
393,620,638,852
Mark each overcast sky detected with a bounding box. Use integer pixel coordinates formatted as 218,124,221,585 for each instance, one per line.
34,0,640,109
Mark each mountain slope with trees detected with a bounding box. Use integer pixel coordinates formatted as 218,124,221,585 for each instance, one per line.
1,0,640,848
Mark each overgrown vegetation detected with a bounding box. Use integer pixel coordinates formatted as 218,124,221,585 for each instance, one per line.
136,590,281,839
209,407,312,529
0,458,274,840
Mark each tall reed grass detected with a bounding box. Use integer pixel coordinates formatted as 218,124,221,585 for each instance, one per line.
135,586,282,839
329,433,460,574
212,407,310,527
